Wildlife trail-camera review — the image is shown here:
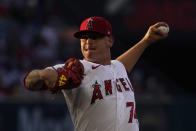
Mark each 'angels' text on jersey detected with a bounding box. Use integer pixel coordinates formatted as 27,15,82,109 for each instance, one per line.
90,77,134,104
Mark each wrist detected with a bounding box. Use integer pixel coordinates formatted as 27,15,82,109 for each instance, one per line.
139,38,152,48
39,69,58,89
39,70,45,81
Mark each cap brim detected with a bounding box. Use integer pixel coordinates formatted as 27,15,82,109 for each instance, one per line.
73,30,105,39
73,30,87,39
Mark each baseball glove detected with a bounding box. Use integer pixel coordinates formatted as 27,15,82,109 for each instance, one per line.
50,58,84,93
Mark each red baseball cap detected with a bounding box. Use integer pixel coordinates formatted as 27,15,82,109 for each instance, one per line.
73,17,112,39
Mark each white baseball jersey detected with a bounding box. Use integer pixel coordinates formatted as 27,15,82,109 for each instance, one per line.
51,59,139,131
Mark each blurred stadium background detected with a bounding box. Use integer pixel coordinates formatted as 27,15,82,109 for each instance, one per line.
0,0,195,131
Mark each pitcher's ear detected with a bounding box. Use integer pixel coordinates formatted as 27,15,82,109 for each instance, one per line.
108,36,114,47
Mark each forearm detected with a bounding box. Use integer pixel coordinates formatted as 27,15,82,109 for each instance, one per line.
116,39,150,73
24,70,45,90
24,69,58,91
116,22,169,73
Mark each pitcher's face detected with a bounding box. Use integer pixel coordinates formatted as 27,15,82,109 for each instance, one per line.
80,32,113,64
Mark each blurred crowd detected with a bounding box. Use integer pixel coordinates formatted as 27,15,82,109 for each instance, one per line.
0,0,82,100
0,0,179,102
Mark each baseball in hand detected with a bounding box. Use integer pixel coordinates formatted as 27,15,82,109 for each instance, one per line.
157,26,169,34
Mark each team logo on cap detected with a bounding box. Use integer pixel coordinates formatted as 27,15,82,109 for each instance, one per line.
107,31,110,35
86,18,93,30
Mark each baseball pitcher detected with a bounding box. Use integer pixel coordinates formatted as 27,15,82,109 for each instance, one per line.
24,17,168,131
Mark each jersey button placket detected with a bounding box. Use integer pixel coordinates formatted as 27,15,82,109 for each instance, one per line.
110,65,120,131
